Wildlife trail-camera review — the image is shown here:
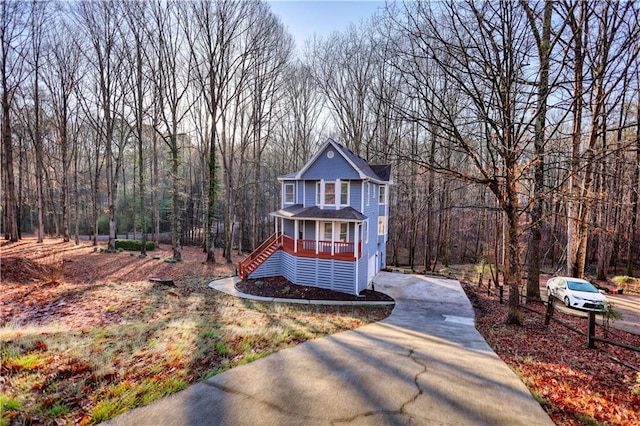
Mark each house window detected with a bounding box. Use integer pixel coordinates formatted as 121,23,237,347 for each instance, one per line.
340,182,349,205
284,183,295,204
366,183,370,206
325,182,336,205
379,185,386,205
323,222,333,240
378,216,385,235
363,220,369,243
339,223,348,241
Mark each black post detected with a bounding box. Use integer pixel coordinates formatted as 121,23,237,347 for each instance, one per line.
544,298,555,326
587,311,596,349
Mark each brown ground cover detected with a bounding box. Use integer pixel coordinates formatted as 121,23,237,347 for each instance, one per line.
0,238,392,425
462,281,640,425
4,239,640,425
236,276,394,301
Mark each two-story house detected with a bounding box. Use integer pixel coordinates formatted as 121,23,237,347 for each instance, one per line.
238,138,391,295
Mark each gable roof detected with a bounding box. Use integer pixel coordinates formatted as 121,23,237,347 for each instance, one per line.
279,138,392,184
370,164,392,182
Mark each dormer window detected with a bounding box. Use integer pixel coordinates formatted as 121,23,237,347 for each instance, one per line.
284,183,295,204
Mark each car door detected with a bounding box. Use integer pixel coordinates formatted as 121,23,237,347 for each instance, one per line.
555,278,567,300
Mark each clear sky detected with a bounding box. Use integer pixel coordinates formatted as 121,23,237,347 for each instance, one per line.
268,1,386,52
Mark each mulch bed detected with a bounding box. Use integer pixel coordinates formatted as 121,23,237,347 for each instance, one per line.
236,276,394,302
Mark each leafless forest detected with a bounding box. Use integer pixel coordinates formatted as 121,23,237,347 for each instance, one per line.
2,1,639,312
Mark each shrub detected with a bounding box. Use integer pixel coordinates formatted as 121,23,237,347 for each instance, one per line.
114,239,156,252
632,372,640,396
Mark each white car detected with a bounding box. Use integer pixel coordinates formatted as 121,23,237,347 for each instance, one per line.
546,277,608,311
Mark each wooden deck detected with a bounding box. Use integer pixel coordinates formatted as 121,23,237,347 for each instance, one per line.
282,235,360,261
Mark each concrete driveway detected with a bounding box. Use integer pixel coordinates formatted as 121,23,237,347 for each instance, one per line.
106,272,552,425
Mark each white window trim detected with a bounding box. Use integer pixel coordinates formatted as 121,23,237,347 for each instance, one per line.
324,181,336,206
339,180,350,207
316,181,321,206
364,219,369,244
284,183,295,204
339,222,348,242
378,216,386,235
323,222,333,240
366,182,370,206
379,185,386,205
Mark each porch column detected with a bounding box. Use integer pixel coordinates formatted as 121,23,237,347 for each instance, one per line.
275,217,278,235
294,220,298,253
354,223,359,259
331,221,335,256
315,221,320,255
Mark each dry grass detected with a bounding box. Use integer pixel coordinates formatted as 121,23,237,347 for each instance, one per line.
1,238,392,425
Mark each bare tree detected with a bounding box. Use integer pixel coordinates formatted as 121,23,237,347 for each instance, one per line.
1,0,28,242
244,5,293,250
150,0,193,261
74,0,126,251
560,0,640,278
310,24,375,156
270,60,325,172
122,0,153,255
628,78,640,276
386,0,539,323
188,0,276,263
43,4,81,243
23,0,50,242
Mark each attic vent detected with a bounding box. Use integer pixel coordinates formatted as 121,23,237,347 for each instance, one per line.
327,150,334,159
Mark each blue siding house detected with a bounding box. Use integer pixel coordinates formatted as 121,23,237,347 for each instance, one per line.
238,139,392,295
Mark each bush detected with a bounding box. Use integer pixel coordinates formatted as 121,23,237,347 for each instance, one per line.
114,239,156,252
612,275,638,291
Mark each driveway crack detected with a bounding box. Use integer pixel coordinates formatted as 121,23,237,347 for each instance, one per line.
400,348,427,413
202,381,325,422
331,347,428,424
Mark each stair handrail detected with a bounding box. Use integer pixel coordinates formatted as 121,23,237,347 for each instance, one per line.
238,232,282,279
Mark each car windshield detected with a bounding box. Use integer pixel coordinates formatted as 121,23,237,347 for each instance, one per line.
567,280,598,293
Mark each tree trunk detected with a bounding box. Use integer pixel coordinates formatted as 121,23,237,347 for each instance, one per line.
566,2,586,277
61,110,70,242
206,124,217,263
627,91,640,276
523,0,552,301
170,134,181,261
2,77,18,242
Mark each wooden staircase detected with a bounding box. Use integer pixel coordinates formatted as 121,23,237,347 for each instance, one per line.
237,233,283,280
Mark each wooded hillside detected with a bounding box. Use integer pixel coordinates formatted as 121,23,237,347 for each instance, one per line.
2,0,639,297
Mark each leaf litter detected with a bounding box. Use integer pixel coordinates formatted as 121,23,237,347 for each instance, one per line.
462,282,640,425
1,238,393,425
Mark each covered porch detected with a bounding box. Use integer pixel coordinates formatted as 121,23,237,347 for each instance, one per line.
271,204,367,262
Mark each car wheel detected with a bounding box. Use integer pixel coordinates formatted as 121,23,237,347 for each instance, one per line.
564,296,570,307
